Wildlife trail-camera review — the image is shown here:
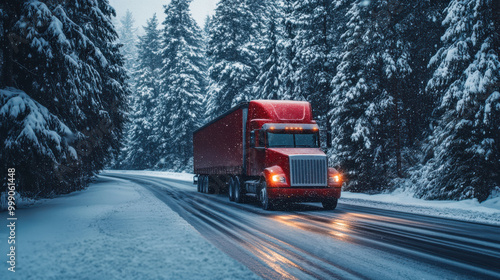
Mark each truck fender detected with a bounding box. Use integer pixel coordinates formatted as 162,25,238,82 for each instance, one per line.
262,165,288,188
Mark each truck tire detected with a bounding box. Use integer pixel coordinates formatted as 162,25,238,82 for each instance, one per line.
197,175,202,192
228,176,235,201
205,176,211,194
322,198,338,210
260,181,275,211
233,176,244,203
203,176,209,193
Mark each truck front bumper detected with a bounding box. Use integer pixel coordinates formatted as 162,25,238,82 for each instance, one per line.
267,187,341,202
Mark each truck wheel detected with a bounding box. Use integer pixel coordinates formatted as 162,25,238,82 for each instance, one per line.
228,177,235,201
205,176,210,193
203,176,209,193
234,176,244,203
205,176,211,194
260,182,275,211
322,198,338,210
197,175,202,192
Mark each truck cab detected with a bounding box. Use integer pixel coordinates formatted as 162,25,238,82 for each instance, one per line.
194,100,342,210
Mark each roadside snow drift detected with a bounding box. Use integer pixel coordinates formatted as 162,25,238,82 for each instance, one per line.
0,176,258,280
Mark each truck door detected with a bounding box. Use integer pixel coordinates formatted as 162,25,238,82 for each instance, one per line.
247,129,266,176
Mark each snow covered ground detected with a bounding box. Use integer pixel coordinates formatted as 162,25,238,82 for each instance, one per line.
104,170,195,183
106,170,500,226
341,191,500,226
2,170,498,279
0,175,258,280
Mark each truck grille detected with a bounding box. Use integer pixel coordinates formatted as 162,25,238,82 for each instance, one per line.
289,155,328,187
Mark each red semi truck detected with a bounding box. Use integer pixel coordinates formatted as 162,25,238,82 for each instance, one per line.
193,100,342,210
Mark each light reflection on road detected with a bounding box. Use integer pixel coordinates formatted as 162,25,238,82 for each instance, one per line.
271,213,354,243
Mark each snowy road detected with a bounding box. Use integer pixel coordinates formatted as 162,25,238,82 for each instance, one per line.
103,172,500,280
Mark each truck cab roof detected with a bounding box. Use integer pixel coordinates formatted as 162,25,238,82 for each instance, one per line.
248,100,314,124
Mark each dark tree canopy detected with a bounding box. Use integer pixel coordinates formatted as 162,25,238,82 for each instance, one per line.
0,0,128,197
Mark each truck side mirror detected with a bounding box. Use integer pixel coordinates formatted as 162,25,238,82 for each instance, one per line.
258,129,266,147
327,131,332,148
250,131,255,148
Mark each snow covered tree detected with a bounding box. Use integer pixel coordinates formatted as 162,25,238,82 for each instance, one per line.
246,0,270,66
155,0,207,171
292,0,339,123
118,10,138,75
276,0,298,100
202,15,212,40
119,14,163,169
329,0,444,192
205,0,259,118
253,1,281,100
0,0,128,197
330,0,390,192
414,0,500,202
397,1,447,150
64,0,129,177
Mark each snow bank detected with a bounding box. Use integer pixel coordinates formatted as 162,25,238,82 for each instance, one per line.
103,169,194,182
0,176,257,279
341,189,500,226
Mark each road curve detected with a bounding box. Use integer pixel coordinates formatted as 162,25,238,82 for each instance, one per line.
102,172,500,280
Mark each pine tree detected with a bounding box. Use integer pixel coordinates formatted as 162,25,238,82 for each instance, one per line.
156,0,207,171
292,0,338,123
65,0,129,177
276,0,297,100
330,0,386,191
121,14,163,169
118,10,138,74
253,1,281,100
205,0,259,118
247,0,270,70
203,15,212,39
0,0,128,197
416,0,500,202
329,0,443,192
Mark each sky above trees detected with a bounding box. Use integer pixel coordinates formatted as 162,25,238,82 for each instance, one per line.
109,0,217,29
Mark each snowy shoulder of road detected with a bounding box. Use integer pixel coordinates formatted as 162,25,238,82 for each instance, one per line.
0,175,259,279
103,169,195,182
341,189,500,226
105,170,500,226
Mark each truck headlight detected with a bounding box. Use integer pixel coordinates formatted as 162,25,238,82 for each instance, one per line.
271,174,286,183
329,175,341,183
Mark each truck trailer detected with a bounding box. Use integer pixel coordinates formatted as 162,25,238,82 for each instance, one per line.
193,100,342,210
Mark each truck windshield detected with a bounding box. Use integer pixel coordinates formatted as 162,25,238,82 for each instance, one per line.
267,132,319,148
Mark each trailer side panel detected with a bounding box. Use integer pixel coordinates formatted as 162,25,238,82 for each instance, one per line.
194,108,244,175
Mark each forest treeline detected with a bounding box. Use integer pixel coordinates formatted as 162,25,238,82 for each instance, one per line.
1,0,498,202
119,0,498,202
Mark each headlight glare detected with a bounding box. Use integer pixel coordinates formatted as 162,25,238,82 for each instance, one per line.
271,174,286,183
